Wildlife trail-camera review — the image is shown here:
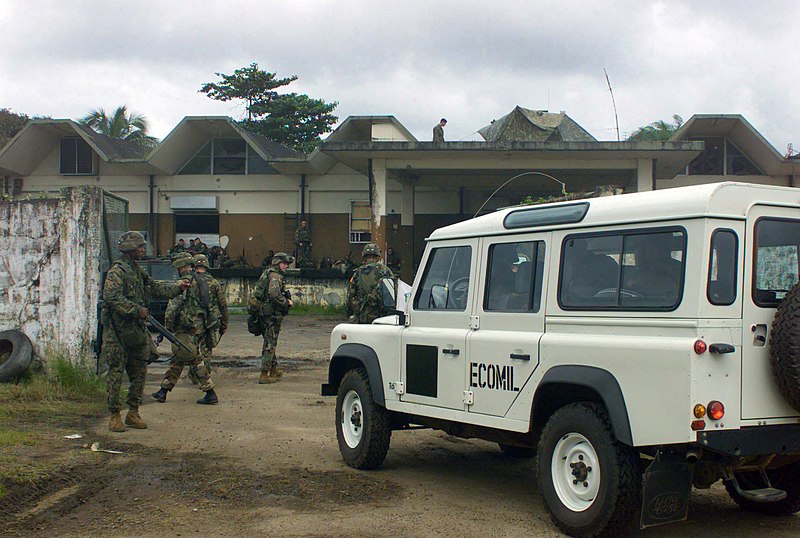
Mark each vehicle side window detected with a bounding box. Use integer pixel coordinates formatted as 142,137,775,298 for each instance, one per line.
559,228,686,310
484,241,545,312
753,218,800,307
707,229,738,306
414,245,472,311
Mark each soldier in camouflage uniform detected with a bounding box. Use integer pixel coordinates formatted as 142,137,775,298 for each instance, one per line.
294,220,312,267
346,243,395,324
249,252,293,384
151,253,220,405
187,254,228,383
101,231,187,432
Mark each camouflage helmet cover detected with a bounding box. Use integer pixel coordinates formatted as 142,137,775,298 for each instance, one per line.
272,252,294,265
193,254,210,268
362,243,381,258
118,231,147,252
171,252,194,269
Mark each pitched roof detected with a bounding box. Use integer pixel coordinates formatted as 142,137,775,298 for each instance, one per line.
72,122,151,161
478,106,597,143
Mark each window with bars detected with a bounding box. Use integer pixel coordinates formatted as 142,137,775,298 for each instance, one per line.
349,200,372,243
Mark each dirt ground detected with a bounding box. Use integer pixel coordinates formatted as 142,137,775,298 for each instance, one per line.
2,314,800,537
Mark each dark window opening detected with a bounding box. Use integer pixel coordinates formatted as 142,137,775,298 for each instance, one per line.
726,140,763,175
60,137,94,175
414,245,472,311
178,138,279,175
174,213,220,247
484,241,545,312
688,137,724,175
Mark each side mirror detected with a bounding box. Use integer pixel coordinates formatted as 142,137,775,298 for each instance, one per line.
430,284,448,309
379,277,397,309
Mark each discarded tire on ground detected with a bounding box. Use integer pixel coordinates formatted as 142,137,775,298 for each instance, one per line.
769,282,800,412
0,330,34,382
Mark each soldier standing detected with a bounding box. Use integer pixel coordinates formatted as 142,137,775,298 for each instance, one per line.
187,254,228,383
294,220,312,267
346,243,395,324
151,253,220,405
100,231,187,432
433,118,447,143
249,252,293,384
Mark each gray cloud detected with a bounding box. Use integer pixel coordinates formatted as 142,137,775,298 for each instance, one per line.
1,0,797,151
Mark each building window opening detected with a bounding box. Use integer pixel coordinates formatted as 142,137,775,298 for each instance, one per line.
60,137,94,175
174,213,220,248
350,200,372,243
178,138,278,175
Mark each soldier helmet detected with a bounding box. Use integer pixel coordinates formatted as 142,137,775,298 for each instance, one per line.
172,252,194,269
193,254,210,268
272,252,294,265
118,231,147,252
362,243,381,258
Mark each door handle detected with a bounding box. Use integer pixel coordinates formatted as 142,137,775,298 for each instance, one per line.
442,348,460,356
510,353,530,361
709,343,735,354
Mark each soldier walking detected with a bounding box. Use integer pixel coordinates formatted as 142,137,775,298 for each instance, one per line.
346,243,395,324
151,253,220,405
187,253,228,383
249,252,293,384
294,220,312,267
100,231,187,432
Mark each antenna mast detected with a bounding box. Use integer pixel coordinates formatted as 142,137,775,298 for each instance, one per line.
604,68,620,142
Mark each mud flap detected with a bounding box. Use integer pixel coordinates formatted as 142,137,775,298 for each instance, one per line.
640,450,693,529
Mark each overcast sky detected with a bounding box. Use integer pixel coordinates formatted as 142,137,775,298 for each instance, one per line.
1,1,797,152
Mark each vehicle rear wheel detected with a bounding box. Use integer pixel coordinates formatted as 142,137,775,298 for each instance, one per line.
536,403,641,538
335,368,391,470
0,330,33,382
725,462,800,516
498,443,535,458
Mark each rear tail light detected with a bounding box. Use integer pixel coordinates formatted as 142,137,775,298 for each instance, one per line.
694,340,707,354
708,400,725,420
693,404,706,418
691,420,706,431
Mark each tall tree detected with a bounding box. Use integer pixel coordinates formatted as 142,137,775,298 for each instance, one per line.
200,63,338,153
0,108,30,148
626,115,684,142
80,105,158,147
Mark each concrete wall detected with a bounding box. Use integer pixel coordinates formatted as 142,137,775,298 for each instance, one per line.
219,274,347,307
0,186,104,364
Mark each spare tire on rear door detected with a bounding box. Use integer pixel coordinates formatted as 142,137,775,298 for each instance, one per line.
769,282,800,412
0,330,34,382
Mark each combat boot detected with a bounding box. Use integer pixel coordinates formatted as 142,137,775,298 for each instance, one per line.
259,370,276,384
270,364,283,380
125,408,148,429
197,389,219,405
109,412,125,432
151,387,169,403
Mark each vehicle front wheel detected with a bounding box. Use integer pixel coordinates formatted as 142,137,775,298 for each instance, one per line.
725,462,800,516
536,403,641,538
335,368,391,470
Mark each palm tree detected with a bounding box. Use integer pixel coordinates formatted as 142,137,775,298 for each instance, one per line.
80,105,158,147
626,115,684,142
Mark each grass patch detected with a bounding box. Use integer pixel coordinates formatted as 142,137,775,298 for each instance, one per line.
0,355,105,500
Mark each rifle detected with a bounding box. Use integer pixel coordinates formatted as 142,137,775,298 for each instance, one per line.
146,315,193,354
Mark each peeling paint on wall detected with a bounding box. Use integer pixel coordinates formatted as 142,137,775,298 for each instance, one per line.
0,187,104,364
219,275,347,307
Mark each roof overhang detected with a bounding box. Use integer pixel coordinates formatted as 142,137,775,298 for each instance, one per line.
326,115,418,143
148,116,244,174
317,140,704,181
671,114,792,175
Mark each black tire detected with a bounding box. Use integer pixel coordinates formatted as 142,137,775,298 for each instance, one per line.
498,443,535,458
0,330,33,382
770,282,800,411
536,403,641,538
725,462,800,516
335,368,391,470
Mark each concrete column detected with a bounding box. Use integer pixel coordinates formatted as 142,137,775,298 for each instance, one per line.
636,159,654,192
370,159,388,260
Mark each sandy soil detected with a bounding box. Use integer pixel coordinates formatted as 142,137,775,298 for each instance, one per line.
2,314,799,537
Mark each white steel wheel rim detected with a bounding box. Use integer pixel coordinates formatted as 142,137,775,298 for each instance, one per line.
551,432,601,512
341,390,364,449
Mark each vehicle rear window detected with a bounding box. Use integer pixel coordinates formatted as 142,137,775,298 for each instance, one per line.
414,246,472,311
559,228,686,311
707,229,738,306
753,218,800,307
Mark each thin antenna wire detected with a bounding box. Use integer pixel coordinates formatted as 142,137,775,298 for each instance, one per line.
604,68,620,142
473,171,566,218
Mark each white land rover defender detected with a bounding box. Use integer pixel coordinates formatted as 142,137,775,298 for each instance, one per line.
322,182,800,537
